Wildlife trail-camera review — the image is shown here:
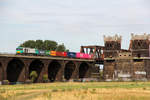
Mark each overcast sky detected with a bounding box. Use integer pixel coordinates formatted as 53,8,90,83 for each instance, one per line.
0,0,150,53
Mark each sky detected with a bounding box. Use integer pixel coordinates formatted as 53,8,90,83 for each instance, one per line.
0,0,150,53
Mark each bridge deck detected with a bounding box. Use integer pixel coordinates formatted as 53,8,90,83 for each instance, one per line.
0,54,94,62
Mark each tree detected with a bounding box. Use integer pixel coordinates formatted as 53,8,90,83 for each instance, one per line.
43,40,58,50
35,40,44,50
42,74,49,83
56,43,69,52
20,40,36,48
66,49,69,52
19,40,69,51
30,71,38,82
56,43,66,52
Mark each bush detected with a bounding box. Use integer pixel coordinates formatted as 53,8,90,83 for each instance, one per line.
43,74,49,83
99,70,104,80
2,80,9,85
30,71,38,82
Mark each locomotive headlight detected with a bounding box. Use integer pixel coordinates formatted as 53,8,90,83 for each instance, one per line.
17,51,20,53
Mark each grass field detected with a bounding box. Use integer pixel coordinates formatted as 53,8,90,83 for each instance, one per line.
1,82,150,100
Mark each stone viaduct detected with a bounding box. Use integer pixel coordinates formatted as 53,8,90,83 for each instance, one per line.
0,55,96,83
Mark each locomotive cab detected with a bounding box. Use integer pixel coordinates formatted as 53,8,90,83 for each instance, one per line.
16,47,23,54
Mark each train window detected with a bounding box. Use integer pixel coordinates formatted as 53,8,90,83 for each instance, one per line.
24,49,28,53
16,48,23,50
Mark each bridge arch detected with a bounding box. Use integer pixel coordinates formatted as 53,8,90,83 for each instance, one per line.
7,59,24,82
48,60,61,82
64,61,76,80
79,62,89,78
0,62,2,81
29,59,44,82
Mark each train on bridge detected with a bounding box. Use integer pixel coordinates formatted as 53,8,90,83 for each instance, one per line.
16,47,93,59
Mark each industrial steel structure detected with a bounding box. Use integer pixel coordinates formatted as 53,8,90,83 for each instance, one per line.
80,45,104,64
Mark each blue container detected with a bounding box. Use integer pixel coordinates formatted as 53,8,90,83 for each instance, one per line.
67,52,76,58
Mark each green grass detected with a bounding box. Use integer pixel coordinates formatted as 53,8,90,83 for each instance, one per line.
0,82,150,91
1,82,150,100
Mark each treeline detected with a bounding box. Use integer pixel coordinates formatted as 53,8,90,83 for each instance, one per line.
19,40,69,52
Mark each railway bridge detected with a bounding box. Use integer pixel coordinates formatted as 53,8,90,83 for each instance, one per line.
0,54,100,83
0,46,104,83
2,33,150,83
